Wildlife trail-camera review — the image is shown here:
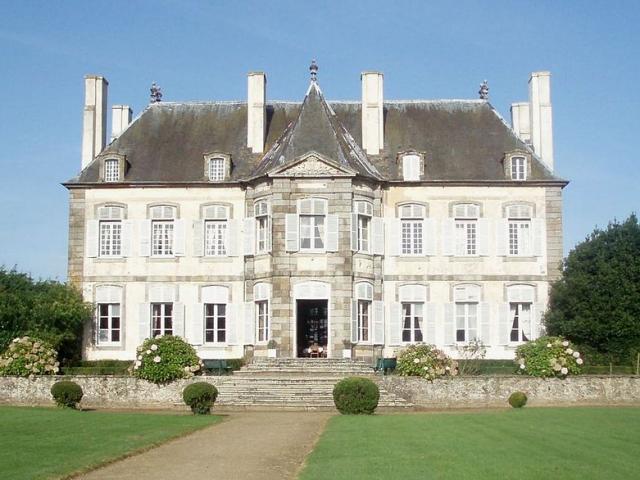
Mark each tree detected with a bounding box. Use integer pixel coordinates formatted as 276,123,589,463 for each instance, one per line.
0,268,92,362
545,214,640,364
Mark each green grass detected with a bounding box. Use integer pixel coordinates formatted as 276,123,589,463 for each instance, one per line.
300,407,640,480
0,406,221,480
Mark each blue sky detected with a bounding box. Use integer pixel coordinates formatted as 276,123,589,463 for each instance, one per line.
0,0,638,280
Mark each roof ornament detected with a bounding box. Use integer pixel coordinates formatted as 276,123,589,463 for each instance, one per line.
150,82,163,103
309,59,318,82
478,79,489,100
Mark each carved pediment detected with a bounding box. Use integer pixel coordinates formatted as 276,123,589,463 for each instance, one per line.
268,151,356,178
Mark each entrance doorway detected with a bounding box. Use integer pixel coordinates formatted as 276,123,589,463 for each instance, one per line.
296,300,328,357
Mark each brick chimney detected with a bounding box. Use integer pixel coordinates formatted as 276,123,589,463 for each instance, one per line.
81,75,108,169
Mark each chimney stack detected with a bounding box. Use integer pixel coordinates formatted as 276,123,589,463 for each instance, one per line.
528,71,554,171
247,72,266,154
111,105,132,141
361,72,384,155
510,102,531,144
81,75,108,169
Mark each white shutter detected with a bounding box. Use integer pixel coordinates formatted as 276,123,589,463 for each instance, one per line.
226,303,239,344
173,302,185,337
444,303,455,345
350,213,359,251
499,303,511,345
496,220,509,256
388,218,401,256
121,220,133,257
389,302,402,345
173,220,186,257
285,214,299,252
533,218,545,257
423,218,437,256
193,220,204,257
372,217,385,255
244,301,255,345
477,219,490,256
479,302,491,345
373,300,385,345
442,219,456,256
86,220,99,258
139,220,151,257
243,218,256,256
138,303,149,343
351,299,358,343
188,303,204,345
226,219,240,257
426,303,437,343
266,217,272,253
326,214,339,252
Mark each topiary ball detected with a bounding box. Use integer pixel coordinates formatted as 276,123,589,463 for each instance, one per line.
51,381,83,409
508,391,528,408
183,382,219,414
333,377,380,415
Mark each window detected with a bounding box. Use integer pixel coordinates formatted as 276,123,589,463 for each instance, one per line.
455,302,478,342
205,221,227,256
97,206,124,257
208,158,225,181
510,303,531,342
151,303,173,337
354,201,373,253
400,204,425,255
402,303,423,342
97,303,120,344
507,205,532,256
402,154,421,181
257,300,269,342
255,200,270,254
104,159,120,182
511,156,527,180
204,304,226,343
354,282,373,343
150,206,176,257
299,199,326,251
454,204,479,256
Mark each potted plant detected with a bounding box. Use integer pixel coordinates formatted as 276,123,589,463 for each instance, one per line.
267,339,277,358
342,339,353,359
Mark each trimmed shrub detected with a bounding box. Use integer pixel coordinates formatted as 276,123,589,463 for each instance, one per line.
508,391,528,408
183,382,219,414
397,344,458,381
51,380,83,409
0,336,59,378
515,336,583,378
132,336,203,384
333,377,379,415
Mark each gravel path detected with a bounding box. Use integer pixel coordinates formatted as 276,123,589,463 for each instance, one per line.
76,411,332,480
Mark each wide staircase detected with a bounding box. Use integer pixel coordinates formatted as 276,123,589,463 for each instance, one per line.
213,358,412,411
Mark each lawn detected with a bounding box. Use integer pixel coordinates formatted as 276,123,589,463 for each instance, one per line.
0,406,221,479
299,407,640,480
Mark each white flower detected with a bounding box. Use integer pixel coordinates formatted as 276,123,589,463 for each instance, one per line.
153,356,161,363
445,366,450,371
566,348,573,355
562,341,569,347
184,366,191,372
520,364,526,370
576,358,584,365
572,351,580,358
137,355,142,361
150,344,158,351
413,358,420,364
546,343,552,348
135,360,141,367
146,349,152,355
561,367,568,375
553,363,562,371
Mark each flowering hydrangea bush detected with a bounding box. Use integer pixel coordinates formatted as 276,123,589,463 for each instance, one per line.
0,336,59,378
515,336,583,378
396,344,458,381
132,336,203,384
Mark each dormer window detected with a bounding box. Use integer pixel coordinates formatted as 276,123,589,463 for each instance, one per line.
401,153,422,181
104,159,120,182
511,156,527,180
203,152,231,182
208,158,225,181
505,151,530,181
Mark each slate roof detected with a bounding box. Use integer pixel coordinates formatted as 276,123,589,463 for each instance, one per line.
66,81,565,185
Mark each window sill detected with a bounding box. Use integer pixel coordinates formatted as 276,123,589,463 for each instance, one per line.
94,344,124,350
146,257,179,263
397,256,430,262
199,257,234,263
93,257,126,263
503,256,537,262
448,256,485,262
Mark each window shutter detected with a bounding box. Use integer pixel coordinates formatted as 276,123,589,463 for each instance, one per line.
373,300,385,345
138,303,149,343
372,217,385,255
243,218,256,256
139,220,151,257
444,303,455,345
442,219,456,256
326,214,339,252
188,304,204,345
426,303,437,343
226,219,240,257
266,217,272,253
193,220,204,257
173,220,186,257
350,213,358,251
423,219,437,256
496,220,509,256
479,302,491,345
86,220,99,258
121,220,133,257
477,219,490,256
351,299,358,344
533,218,545,257
389,302,402,345
173,302,185,337
499,303,511,345
244,302,255,345
388,218,401,256
285,214,299,252
226,304,238,344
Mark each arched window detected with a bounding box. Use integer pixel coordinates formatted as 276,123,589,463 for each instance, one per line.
254,283,271,343
453,284,481,343
149,205,177,257
399,284,427,343
97,205,124,257
353,282,373,342
399,204,426,255
202,205,230,257
506,284,535,343
95,285,123,345
453,203,480,256
104,158,120,182
254,200,271,254
507,205,533,256
208,157,226,181
510,156,527,181
353,200,373,253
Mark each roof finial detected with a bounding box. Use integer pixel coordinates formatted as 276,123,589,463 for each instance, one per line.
309,59,318,82
479,79,489,100
150,82,163,103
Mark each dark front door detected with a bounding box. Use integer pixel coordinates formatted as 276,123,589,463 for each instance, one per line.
297,300,328,357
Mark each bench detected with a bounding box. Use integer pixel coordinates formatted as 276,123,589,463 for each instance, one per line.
203,359,233,375
373,357,397,375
